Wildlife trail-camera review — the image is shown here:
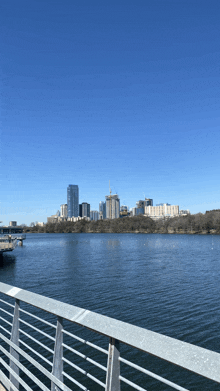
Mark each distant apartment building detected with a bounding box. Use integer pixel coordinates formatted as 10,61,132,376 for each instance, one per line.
105,194,120,219
135,200,144,215
9,221,17,227
131,207,137,217
145,203,179,219
99,201,106,220
60,204,68,218
67,185,79,217
90,210,99,221
179,209,190,216
144,198,153,207
132,198,153,216
47,215,58,223
68,216,90,222
47,214,67,223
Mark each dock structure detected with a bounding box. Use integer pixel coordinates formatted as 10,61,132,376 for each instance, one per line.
0,237,17,253
0,282,220,391
0,235,26,253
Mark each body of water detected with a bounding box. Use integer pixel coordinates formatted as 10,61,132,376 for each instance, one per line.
1,233,220,390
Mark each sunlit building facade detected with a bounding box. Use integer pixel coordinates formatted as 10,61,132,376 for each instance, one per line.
60,204,68,218
105,194,120,219
145,203,179,219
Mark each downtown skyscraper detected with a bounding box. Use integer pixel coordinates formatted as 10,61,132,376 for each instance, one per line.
105,194,120,219
67,185,79,217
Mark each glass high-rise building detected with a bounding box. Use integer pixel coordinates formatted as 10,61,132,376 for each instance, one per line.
67,185,79,217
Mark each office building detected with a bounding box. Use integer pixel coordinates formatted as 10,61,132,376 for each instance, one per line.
135,201,144,215
60,204,68,218
90,210,99,221
131,207,137,217
105,194,120,219
47,215,58,224
144,198,153,207
9,221,17,227
145,203,179,219
67,185,79,217
179,209,190,216
133,199,153,216
99,201,106,220
81,203,90,218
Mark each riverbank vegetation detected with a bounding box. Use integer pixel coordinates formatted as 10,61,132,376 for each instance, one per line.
24,210,220,234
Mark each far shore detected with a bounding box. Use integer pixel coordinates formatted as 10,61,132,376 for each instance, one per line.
23,211,220,235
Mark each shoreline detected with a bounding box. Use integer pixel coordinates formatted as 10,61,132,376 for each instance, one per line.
23,212,220,235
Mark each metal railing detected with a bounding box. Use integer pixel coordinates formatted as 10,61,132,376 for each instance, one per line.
0,282,220,391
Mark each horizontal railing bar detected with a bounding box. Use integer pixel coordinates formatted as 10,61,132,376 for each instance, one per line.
119,375,147,391
86,357,107,372
0,333,72,391
62,357,105,387
63,342,86,358
86,341,108,354
62,343,107,371
0,298,15,308
19,318,55,341
87,373,106,388
1,282,220,383
0,307,13,317
63,329,85,342
20,308,56,328
0,351,50,391
19,339,53,367
119,357,189,391
0,359,32,391
0,369,19,391
0,324,11,335
63,329,108,354
0,315,12,327
63,371,88,391
63,356,86,374
19,329,54,353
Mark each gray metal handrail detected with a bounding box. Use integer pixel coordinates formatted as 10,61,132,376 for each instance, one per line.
0,282,220,391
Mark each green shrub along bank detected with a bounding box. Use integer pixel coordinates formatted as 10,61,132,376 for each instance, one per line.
24,210,220,234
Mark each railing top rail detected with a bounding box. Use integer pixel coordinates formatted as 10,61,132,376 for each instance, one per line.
0,282,220,383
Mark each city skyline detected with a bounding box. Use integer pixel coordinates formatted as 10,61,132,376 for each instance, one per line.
1,1,219,225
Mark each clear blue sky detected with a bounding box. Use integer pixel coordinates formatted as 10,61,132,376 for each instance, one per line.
0,0,219,225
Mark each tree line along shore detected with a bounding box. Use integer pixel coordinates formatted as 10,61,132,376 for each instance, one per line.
24,210,220,234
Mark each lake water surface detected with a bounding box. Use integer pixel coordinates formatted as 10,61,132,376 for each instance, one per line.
1,233,220,390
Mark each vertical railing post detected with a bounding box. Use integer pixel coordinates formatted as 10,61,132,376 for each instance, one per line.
105,337,120,391
51,316,63,391
10,299,20,391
